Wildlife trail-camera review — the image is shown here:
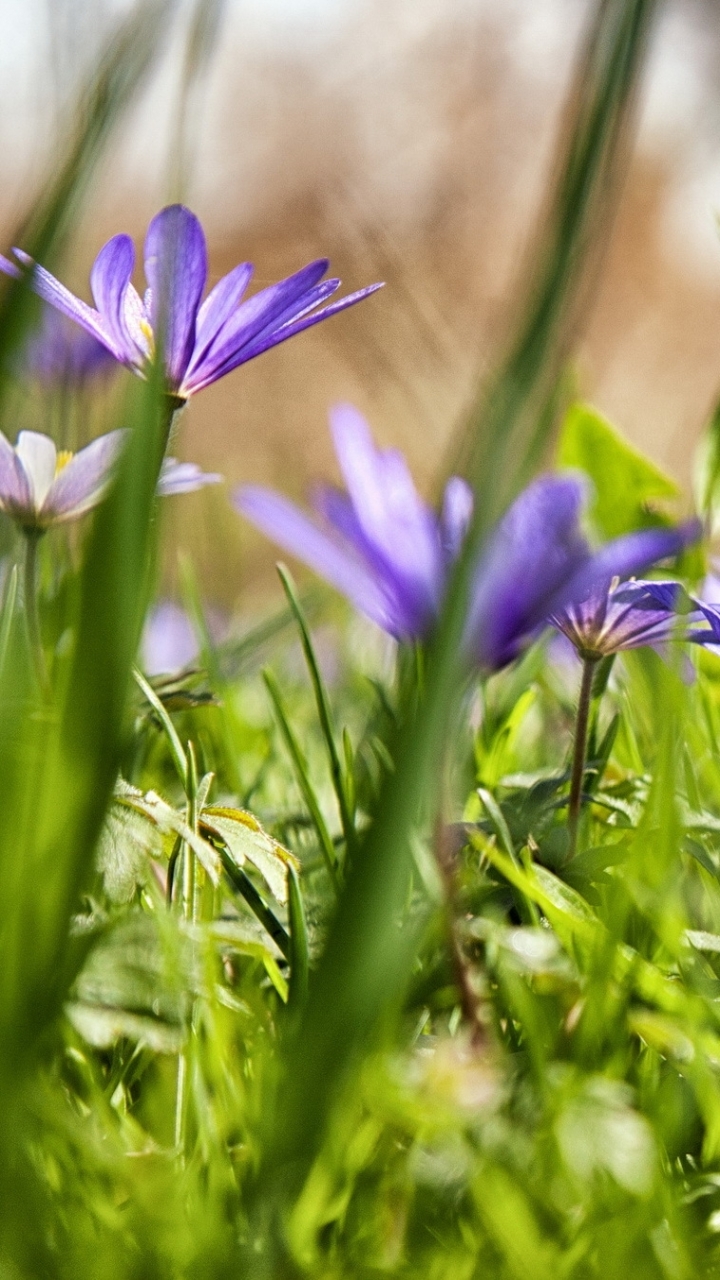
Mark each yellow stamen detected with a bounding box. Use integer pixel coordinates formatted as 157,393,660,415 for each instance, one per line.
54,450,74,476
139,318,155,356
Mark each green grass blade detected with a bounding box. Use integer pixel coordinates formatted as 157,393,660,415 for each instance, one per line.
276,562,357,860
287,865,309,1008
263,666,340,894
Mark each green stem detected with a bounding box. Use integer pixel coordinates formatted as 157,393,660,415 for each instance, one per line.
175,741,197,1161
568,656,597,858
23,532,48,695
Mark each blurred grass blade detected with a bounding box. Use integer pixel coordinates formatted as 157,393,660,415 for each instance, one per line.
0,0,173,382
170,0,227,198
263,666,340,894
0,375,173,1083
0,564,18,680
287,865,309,1008
276,562,357,860
266,0,660,1193
134,665,189,788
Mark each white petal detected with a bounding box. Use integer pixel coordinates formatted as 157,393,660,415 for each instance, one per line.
15,431,57,509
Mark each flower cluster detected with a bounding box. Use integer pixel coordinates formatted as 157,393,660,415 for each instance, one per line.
236,407,699,672
0,203,706,686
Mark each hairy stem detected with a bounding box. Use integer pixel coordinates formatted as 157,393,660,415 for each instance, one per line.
568,656,597,858
23,532,48,695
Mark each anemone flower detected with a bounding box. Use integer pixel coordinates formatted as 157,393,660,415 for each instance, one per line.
0,205,383,400
236,409,699,659
21,307,116,385
0,429,127,531
141,602,199,676
235,403,473,642
0,430,220,531
539,548,700,858
549,577,699,661
158,457,222,496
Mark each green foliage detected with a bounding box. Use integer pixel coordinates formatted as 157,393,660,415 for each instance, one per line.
558,401,679,538
10,1,720,1277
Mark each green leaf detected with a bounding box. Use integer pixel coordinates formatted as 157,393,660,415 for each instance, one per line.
200,805,298,906
558,402,678,538
116,782,221,884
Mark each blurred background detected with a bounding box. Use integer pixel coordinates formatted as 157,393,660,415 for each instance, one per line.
1,0,720,603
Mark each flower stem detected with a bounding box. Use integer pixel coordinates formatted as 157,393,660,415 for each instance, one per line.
23,532,48,695
175,740,198,1161
568,656,597,859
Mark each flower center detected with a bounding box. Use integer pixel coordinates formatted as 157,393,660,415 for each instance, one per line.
139,318,155,358
54,450,74,476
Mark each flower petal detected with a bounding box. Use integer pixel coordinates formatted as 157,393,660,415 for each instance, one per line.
190,262,254,368
441,476,473,559
142,601,198,675
11,250,122,359
15,432,57,509
0,430,31,510
43,429,128,522
314,485,428,636
90,235,136,360
182,259,330,392
329,403,443,613
201,281,384,381
556,521,701,617
144,205,207,389
157,458,222,495
469,475,590,669
235,485,399,634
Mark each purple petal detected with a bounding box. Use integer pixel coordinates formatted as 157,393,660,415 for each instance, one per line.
157,458,222,496
689,602,720,645
441,476,473,559
469,475,590,669
313,484,430,636
0,252,21,280
10,250,122,360
142,601,198,675
181,259,331,392
43,429,128,522
144,205,207,390
22,307,116,384
328,403,444,612
0,431,31,510
235,485,402,635
555,521,701,617
90,235,136,361
190,262,254,369
190,281,383,389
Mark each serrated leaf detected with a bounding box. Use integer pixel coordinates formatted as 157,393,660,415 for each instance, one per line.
201,805,298,906
115,780,221,883
68,911,191,1053
97,800,162,903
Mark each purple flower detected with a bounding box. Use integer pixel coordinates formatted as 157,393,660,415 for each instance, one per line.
0,430,221,532
21,307,116,385
466,478,700,670
235,404,472,641
157,457,222,496
0,206,383,400
549,577,699,660
0,429,126,530
141,602,199,675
